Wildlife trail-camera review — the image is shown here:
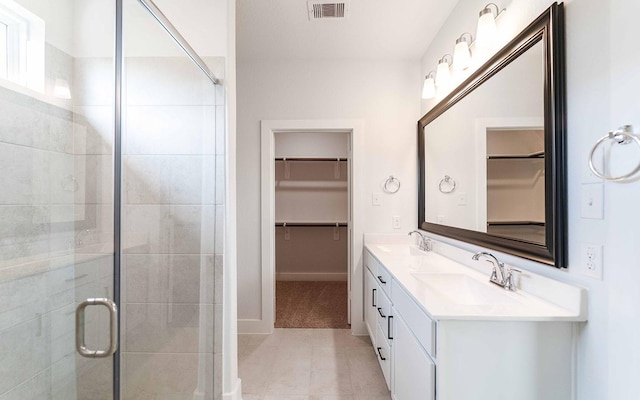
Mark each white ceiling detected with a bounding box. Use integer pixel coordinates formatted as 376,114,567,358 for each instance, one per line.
237,0,460,61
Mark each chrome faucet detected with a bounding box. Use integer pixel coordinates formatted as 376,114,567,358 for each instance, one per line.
409,230,432,252
472,251,521,291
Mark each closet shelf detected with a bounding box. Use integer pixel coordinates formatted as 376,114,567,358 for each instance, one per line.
487,221,545,226
275,157,348,162
275,222,348,227
487,151,545,159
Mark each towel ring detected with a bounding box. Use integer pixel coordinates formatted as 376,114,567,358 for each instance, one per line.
384,176,401,193
438,175,456,193
588,125,640,182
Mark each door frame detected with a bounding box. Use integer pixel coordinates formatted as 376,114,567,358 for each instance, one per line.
256,119,365,335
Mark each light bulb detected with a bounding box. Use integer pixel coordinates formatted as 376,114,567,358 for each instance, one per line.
453,35,472,70
53,79,71,99
422,75,436,99
435,58,451,88
476,7,497,48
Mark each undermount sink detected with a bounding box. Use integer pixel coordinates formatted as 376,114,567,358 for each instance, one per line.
373,244,426,257
411,273,521,306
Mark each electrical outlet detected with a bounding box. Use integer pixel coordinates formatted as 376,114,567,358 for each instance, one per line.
580,242,603,280
437,215,445,224
392,216,401,229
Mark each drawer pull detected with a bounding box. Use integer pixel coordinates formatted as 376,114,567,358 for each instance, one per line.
388,315,394,340
372,288,377,307
377,347,386,361
377,275,387,284
377,307,386,318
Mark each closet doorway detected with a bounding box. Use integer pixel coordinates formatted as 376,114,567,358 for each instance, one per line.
260,120,366,335
274,132,349,328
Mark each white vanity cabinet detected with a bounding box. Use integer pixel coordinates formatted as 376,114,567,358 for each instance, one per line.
363,246,583,400
392,309,435,400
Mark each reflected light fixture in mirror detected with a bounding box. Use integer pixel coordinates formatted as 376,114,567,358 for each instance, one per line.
422,71,436,99
453,33,473,70
435,54,452,87
476,3,499,48
53,78,71,99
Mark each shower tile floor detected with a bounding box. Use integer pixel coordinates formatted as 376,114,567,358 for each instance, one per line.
238,329,392,400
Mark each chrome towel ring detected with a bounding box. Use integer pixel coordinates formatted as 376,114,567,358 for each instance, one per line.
384,176,401,193
438,175,456,193
588,125,640,182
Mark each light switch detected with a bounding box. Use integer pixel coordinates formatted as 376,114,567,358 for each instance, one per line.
457,192,467,206
372,192,382,206
581,183,604,219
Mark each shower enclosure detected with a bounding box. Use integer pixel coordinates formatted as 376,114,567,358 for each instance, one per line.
0,0,224,399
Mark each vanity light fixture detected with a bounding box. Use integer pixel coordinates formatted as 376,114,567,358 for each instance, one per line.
421,71,436,99
452,33,473,70
435,54,452,87
476,3,500,49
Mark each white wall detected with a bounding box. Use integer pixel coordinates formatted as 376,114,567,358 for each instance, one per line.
72,0,227,58
237,60,420,324
420,0,640,399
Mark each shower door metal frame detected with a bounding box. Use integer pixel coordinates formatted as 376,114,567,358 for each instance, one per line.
112,0,123,398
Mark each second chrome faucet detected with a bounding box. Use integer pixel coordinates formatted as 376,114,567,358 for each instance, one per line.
472,251,521,291
409,230,432,252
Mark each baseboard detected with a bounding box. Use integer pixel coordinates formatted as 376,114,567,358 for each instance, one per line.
276,272,348,281
223,378,242,400
351,319,367,336
237,318,273,334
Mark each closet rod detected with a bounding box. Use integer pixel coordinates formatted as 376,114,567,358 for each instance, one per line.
275,157,348,162
275,222,348,227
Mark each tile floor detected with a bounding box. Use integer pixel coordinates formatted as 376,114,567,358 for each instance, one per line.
238,329,392,400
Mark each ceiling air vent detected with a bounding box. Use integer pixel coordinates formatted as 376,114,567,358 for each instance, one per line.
308,0,349,20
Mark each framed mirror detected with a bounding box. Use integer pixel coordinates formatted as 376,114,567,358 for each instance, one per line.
418,3,566,267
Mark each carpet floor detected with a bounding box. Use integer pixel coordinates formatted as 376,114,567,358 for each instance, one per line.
275,281,350,329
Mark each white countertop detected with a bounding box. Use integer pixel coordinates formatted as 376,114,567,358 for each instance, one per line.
365,241,587,322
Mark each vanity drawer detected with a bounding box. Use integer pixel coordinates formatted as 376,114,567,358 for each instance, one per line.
376,321,392,389
376,264,392,297
365,250,392,297
392,279,436,359
376,287,393,342
364,250,378,275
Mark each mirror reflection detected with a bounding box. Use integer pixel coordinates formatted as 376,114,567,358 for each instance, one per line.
423,40,545,244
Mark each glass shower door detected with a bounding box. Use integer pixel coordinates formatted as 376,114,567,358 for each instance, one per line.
119,1,220,399
0,0,117,399
0,0,220,398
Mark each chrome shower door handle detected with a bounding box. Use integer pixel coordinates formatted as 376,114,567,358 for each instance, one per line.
76,298,118,358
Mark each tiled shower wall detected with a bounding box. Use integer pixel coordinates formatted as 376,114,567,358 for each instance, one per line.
120,56,225,400
0,43,115,399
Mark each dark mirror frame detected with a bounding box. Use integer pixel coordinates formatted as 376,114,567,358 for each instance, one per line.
418,3,566,268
